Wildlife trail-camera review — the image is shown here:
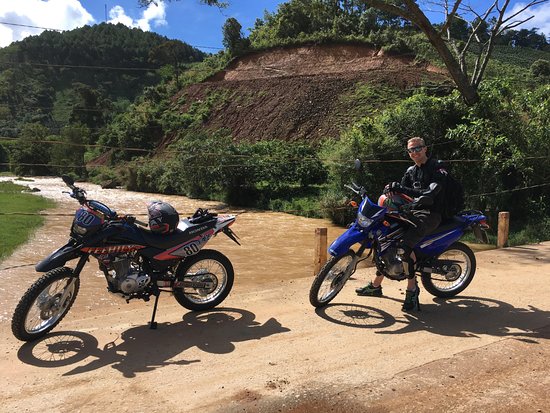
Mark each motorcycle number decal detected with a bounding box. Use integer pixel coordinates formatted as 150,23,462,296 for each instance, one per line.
77,211,95,225
75,207,103,227
176,231,213,256
154,229,215,260
76,209,96,224
181,241,201,256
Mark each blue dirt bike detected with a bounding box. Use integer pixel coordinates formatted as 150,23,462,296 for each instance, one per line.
309,180,489,307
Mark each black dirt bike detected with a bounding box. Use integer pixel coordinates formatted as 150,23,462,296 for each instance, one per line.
11,176,240,341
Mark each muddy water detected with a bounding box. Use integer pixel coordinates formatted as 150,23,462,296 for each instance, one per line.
0,177,347,321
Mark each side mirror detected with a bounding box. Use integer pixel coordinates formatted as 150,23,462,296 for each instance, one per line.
61,175,74,186
354,159,362,171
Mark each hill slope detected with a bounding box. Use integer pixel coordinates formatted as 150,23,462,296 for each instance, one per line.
179,44,451,142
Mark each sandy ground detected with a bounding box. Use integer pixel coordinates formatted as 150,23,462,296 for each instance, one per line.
0,179,549,412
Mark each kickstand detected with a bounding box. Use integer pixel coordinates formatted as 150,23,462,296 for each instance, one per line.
149,292,160,330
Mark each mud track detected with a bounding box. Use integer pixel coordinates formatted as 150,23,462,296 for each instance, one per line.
0,178,549,412
178,44,451,143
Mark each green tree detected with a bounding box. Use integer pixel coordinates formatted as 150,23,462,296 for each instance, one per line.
362,0,548,104
222,18,250,56
531,59,550,77
149,40,205,88
49,125,90,177
9,124,51,176
0,143,8,172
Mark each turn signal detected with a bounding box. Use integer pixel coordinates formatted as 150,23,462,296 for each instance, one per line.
349,201,358,208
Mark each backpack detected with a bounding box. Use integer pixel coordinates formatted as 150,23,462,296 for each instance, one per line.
438,161,464,219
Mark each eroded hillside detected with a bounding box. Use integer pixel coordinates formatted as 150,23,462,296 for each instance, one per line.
178,44,451,142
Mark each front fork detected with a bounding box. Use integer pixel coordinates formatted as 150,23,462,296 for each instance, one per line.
345,238,373,278
53,254,87,311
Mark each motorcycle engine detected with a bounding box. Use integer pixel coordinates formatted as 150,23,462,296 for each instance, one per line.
101,255,151,295
381,247,405,278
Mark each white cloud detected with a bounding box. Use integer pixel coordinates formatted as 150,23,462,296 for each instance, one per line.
0,0,95,48
108,1,166,32
506,2,550,37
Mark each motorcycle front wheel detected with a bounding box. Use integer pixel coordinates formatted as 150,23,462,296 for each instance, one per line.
421,242,476,298
173,249,234,311
309,250,356,308
12,267,80,342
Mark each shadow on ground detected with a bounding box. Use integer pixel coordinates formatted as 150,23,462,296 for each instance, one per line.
316,296,550,340
17,307,290,378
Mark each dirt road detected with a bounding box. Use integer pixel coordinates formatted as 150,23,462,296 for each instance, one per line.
0,178,549,412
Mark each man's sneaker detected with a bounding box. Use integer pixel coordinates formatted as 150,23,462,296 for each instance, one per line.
402,287,420,311
355,282,383,297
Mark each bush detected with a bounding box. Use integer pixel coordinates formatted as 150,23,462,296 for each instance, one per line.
319,188,355,226
0,143,8,172
530,59,550,77
379,92,466,145
321,117,403,195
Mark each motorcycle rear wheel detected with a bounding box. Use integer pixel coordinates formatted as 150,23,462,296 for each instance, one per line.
11,267,80,342
421,242,476,298
309,250,355,308
173,249,234,311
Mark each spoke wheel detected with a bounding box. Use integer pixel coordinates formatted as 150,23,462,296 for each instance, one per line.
309,250,355,308
421,242,476,298
12,267,79,342
173,249,234,311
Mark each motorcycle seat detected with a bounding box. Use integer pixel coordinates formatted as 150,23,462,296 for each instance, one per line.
137,227,198,249
426,216,467,236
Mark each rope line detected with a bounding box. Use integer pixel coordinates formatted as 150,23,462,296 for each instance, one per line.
0,263,36,271
2,181,549,217
2,137,548,163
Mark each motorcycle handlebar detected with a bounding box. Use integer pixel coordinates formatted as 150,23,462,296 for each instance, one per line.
133,218,148,227
118,215,148,227
344,183,366,197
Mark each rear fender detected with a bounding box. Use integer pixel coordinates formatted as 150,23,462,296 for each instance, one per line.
463,212,489,244
214,214,236,232
35,243,82,272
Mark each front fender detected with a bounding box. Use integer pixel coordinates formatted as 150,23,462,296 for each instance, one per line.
328,224,369,257
35,243,82,272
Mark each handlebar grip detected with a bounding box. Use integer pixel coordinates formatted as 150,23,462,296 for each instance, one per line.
134,218,148,227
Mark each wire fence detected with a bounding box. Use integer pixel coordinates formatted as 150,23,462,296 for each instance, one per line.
1,181,549,218
2,136,550,164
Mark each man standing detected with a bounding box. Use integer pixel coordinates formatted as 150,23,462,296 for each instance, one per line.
355,137,447,311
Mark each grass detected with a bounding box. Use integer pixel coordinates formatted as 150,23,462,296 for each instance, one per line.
0,181,56,262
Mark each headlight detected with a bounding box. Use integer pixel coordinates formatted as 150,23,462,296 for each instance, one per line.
357,212,374,228
72,222,88,235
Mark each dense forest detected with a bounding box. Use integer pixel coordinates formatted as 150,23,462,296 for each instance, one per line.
1,0,550,244
0,23,204,174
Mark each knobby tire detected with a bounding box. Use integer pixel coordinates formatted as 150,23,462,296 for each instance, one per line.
173,249,234,311
309,250,355,308
11,267,80,342
421,241,476,298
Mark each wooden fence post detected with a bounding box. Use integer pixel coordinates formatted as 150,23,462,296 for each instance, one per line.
314,228,328,275
497,211,510,248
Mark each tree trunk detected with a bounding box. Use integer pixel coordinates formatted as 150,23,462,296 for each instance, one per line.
365,0,480,105
403,1,480,104
416,18,480,104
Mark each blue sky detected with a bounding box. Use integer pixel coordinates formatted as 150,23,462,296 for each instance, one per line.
1,0,549,51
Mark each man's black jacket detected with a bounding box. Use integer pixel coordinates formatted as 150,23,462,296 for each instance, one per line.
399,157,447,213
